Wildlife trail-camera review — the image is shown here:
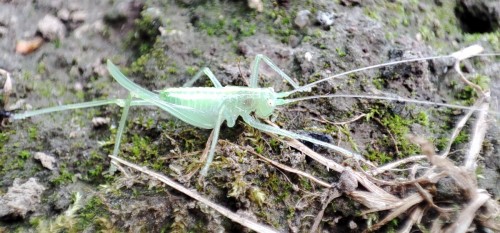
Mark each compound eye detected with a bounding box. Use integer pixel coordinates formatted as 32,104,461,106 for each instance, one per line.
267,99,274,106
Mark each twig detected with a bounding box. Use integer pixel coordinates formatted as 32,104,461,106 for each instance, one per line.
450,44,485,95
109,155,279,233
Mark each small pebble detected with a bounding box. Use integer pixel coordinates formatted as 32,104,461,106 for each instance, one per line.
248,0,263,12
92,117,110,127
294,10,310,29
37,14,66,41
57,8,71,21
0,178,46,219
349,220,358,229
304,52,313,62
71,10,87,22
316,11,335,27
34,152,57,170
0,26,7,37
73,81,83,91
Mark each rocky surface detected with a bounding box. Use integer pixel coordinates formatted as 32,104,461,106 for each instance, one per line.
0,0,499,232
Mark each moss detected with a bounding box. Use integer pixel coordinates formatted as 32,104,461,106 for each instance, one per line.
380,114,421,157
125,12,162,57
453,130,469,145
192,2,259,42
248,187,266,207
51,163,75,185
81,151,107,183
78,196,111,231
454,74,490,105
19,150,30,160
464,31,500,50
34,192,84,233
185,66,198,76
36,62,46,75
298,177,312,191
262,172,292,202
128,47,171,81
372,77,386,90
416,111,430,127
338,125,360,153
364,106,426,163
335,47,347,57
363,7,381,21
28,127,38,140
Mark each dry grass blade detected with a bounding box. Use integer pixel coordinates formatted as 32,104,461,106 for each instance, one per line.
243,143,332,188
439,96,480,157
109,155,279,233
268,129,346,173
408,136,500,232
363,193,424,232
444,191,491,233
309,189,341,233
398,206,425,233
262,120,406,213
464,91,490,170
263,119,346,172
368,155,426,176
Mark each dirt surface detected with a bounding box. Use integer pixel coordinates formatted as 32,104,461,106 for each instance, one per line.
0,0,499,232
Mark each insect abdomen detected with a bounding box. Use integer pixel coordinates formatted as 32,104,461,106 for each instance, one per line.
159,87,230,129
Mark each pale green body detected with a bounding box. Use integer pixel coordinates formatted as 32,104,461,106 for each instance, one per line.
159,86,279,129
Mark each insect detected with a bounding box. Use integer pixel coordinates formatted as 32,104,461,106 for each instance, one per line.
9,45,497,176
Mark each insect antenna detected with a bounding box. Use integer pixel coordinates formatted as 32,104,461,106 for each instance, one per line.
278,93,500,116
277,45,500,99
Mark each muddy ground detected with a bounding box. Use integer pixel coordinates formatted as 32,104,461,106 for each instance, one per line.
0,0,499,232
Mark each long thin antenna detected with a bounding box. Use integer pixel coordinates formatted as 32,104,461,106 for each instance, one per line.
279,94,500,115
284,55,451,96
278,45,498,98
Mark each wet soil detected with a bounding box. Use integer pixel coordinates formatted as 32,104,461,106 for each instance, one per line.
0,0,499,232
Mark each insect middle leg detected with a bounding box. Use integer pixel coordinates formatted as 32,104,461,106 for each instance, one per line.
249,54,304,91
181,66,225,176
183,67,222,88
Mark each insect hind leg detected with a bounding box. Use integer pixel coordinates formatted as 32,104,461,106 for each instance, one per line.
183,67,222,88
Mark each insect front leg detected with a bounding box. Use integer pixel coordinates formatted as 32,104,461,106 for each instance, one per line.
183,67,222,88
241,114,370,164
112,94,133,158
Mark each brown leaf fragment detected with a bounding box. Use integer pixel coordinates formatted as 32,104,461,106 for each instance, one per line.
16,37,44,55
